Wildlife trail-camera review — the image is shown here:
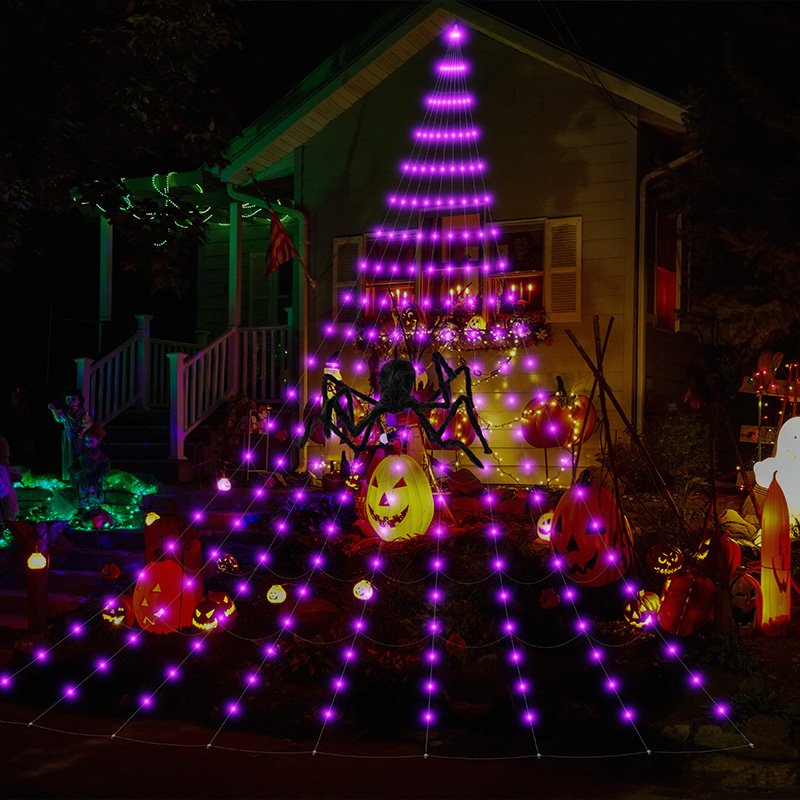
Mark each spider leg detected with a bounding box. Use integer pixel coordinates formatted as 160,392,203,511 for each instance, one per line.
434,394,492,455
431,351,475,407
323,374,378,406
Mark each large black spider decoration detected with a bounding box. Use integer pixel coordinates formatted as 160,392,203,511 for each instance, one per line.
300,353,492,468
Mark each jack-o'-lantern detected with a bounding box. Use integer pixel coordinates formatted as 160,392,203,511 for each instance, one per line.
267,584,287,604
133,560,199,634
364,454,434,541
520,376,596,449
216,554,239,575
353,580,374,601
102,595,134,627
536,511,554,542
646,543,684,577
550,472,632,587
657,569,717,636
207,591,237,624
192,597,221,631
623,590,661,629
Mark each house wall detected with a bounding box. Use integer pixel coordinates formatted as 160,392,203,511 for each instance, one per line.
269,32,641,485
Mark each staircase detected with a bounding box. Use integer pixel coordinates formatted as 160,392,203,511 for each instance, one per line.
101,408,176,484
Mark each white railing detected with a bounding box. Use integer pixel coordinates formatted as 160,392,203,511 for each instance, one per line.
75,315,203,427
169,325,292,459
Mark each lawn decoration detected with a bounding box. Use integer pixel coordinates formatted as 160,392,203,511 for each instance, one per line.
364,453,434,541
646,543,684,577
753,415,800,526
299,353,491,469
26,550,47,570
133,560,199,634
101,596,134,627
267,584,287,604
101,562,121,581
192,597,222,632
536,510,554,542
216,553,239,575
760,474,791,636
520,376,596,449
623,590,661,630
657,569,716,636
353,580,374,601
207,590,238,624
549,472,632,586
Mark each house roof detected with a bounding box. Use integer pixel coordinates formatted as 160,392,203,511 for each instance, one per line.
219,0,686,187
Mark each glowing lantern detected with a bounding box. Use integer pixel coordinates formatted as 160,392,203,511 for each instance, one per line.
133,560,199,634
657,569,716,636
623,591,661,630
520,376,596,449
144,511,161,526
192,597,221,632
364,454,434,541
207,591,237,624
549,474,632,587
646,543,684,577
216,554,239,574
267,584,287,604
536,511,554,542
27,551,47,570
101,596,134,627
353,580,374,601
217,477,232,492
760,474,791,637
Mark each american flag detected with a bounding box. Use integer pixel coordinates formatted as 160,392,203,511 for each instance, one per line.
265,207,299,277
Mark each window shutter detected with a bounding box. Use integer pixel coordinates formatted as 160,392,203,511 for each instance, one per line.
332,236,364,326
544,216,581,323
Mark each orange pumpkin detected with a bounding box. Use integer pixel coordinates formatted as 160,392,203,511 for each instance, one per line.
133,560,199,634
364,454,434,541
549,473,631,587
520,376,596,449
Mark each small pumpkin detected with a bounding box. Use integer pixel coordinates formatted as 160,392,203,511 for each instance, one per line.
549,472,632,587
364,454,434,541
102,595,134,627
536,511,554,542
192,597,222,632
207,590,237,624
623,590,661,630
101,562,121,581
730,569,761,625
646,543,684,577
520,376,596,449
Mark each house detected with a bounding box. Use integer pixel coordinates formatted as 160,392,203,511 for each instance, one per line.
77,0,698,486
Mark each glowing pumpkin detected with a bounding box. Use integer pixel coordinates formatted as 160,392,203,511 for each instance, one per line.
102,595,134,627
760,474,791,637
623,590,661,630
520,376,596,449
646,543,684,577
133,560,199,634
267,584,287,604
549,474,632,587
192,597,221,632
657,569,716,636
207,590,237,624
364,454,434,541
536,511,554,542
730,569,761,627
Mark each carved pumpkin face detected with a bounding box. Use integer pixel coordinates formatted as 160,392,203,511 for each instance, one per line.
133,560,198,634
267,584,287,604
102,595,134,627
646,544,684,577
730,569,761,623
364,454,434,541
207,591,237,623
536,511,554,542
550,479,631,587
192,598,221,631
623,590,661,630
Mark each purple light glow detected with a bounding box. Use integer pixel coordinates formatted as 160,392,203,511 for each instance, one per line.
0,675,11,689
332,678,346,691
621,708,636,723
227,702,240,716
689,673,704,688
95,659,109,672
425,94,474,107
63,685,77,700
165,666,180,680
606,677,619,692
714,703,729,718
523,710,537,725
192,639,204,652
70,623,83,636
140,694,153,708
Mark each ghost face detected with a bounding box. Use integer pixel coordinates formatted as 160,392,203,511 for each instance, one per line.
754,416,800,525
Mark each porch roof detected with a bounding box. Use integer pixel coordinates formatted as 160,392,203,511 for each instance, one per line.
219,0,686,187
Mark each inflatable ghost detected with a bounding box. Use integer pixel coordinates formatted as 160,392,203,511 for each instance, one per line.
754,416,800,529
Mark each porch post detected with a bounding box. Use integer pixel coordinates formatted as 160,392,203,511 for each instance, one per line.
167,352,187,461
74,357,93,415
99,216,113,353
134,313,153,409
228,201,242,328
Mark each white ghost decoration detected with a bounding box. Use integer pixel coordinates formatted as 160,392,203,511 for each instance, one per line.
754,416,800,529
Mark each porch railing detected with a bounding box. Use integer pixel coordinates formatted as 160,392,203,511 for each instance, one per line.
168,325,292,459
76,316,292,460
